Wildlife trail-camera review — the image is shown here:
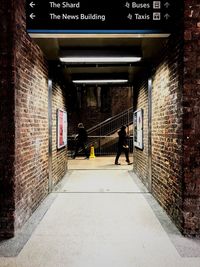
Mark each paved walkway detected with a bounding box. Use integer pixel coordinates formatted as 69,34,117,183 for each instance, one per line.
68,155,134,170
1,158,200,266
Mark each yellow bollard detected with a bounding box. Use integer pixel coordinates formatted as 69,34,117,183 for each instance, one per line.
89,145,96,158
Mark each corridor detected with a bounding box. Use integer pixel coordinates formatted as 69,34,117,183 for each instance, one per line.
1,158,200,267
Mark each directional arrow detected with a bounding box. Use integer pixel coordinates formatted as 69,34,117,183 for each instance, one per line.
30,13,36,19
29,2,36,8
164,14,170,20
164,2,170,8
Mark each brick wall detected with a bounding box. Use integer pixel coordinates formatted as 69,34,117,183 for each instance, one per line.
151,33,184,231
0,0,15,238
0,0,69,237
133,82,149,189
111,87,133,116
123,1,200,236
68,86,133,134
52,83,67,185
182,1,200,235
68,86,110,134
14,0,49,230
131,0,200,237
133,30,184,231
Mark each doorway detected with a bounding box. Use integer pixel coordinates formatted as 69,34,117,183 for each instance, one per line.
34,35,168,184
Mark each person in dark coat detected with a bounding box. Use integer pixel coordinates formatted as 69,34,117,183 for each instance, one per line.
115,125,132,165
73,123,89,159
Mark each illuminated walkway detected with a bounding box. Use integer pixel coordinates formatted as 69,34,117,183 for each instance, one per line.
0,158,200,267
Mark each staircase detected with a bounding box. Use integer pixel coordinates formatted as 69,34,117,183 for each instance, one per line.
68,107,133,156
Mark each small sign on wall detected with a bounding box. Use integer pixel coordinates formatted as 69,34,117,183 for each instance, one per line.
134,109,144,150
57,109,67,149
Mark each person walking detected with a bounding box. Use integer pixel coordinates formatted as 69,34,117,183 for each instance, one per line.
115,125,132,165
72,123,89,159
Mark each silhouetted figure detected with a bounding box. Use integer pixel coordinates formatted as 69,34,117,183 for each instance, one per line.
115,125,132,165
73,123,89,159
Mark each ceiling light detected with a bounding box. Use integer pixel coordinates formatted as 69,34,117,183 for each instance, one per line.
60,56,141,63
60,49,142,63
72,79,128,84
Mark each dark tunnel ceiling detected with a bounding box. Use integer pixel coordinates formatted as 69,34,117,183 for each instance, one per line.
33,37,168,83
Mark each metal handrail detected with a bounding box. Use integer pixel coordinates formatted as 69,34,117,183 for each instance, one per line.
87,107,133,135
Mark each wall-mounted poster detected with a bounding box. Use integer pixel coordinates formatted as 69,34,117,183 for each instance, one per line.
134,109,144,150
57,109,67,149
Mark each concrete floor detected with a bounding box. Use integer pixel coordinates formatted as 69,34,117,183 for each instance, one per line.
1,157,200,267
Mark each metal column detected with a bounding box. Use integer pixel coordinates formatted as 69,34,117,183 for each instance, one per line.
148,78,153,192
48,79,53,192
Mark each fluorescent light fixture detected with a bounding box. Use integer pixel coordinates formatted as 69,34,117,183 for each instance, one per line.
60,56,141,63
30,33,170,39
59,49,142,63
73,79,128,84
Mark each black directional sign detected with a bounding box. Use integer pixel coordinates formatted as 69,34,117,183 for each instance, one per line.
26,0,181,34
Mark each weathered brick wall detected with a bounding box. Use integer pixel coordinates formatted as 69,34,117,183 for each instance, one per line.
0,0,15,238
131,0,200,236
0,0,50,237
69,108,109,134
151,34,184,231
182,1,200,236
52,83,67,185
133,31,184,231
68,86,133,134
133,82,149,189
14,0,49,230
111,87,133,116
68,86,110,134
